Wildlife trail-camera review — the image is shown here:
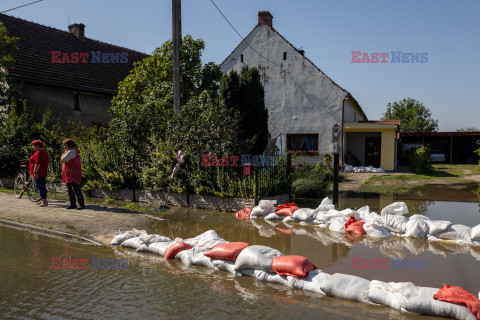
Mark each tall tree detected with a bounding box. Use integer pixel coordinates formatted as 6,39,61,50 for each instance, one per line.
220,66,269,155
382,97,438,132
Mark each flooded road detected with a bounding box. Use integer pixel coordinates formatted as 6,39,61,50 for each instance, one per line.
1,183,479,319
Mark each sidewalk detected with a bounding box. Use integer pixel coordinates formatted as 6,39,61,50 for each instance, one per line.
0,192,155,245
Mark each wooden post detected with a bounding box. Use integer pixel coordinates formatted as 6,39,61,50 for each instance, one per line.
333,153,339,207
172,0,182,113
450,136,453,164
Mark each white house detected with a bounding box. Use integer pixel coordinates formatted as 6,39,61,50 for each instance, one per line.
220,11,399,171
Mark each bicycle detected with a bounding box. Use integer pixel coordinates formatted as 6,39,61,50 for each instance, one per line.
14,159,41,202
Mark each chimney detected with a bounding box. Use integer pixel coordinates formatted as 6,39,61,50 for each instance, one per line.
258,11,273,27
298,50,305,56
68,23,85,40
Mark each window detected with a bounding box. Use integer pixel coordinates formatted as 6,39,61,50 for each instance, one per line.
287,134,319,154
74,93,80,111
354,111,357,122
283,52,287,60
240,54,244,63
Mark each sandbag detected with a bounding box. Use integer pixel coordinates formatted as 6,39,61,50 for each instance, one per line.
434,224,473,243
264,212,284,220
140,234,172,244
110,229,146,245
405,219,430,238
138,241,174,255
471,225,480,242
409,214,430,220
365,280,414,310
271,255,317,278
428,220,453,235
382,213,408,233
183,230,227,249
136,235,172,253
234,245,283,272
314,197,335,212
240,268,291,287
319,273,371,303
434,285,480,320
235,208,252,220
211,259,239,274
364,220,391,237
120,232,149,249
381,202,409,216
259,199,277,210
292,208,316,221
402,286,476,320
275,205,299,216
164,242,193,260
329,216,347,233
288,269,331,294
343,215,366,235
204,242,250,261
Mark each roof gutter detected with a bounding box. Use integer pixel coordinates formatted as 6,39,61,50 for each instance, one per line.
14,77,117,96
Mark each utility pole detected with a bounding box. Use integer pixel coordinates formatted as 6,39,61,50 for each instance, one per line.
172,0,183,113
331,124,341,207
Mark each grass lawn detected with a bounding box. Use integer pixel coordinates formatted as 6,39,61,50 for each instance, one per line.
351,164,480,195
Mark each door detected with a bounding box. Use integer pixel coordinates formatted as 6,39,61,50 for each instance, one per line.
365,137,381,168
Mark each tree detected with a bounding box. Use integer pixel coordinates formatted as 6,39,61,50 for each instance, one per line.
0,21,19,108
456,127,479,132
382,98,438,132
220,66,269,155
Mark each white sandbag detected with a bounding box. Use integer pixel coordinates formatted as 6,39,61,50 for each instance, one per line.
251,201,276,218
344,164,353,172
120,230,149,249
140,234,171,244
365,280,415,310
353,205,370,220
183,230,227,249
434,224,473,244
313,197,336,212
319,273,371,303
110,229,146,245
471,224,480,241
382,213,408,233
211,259,239,274
404,219,429,238
427,220,452,235
402,286,476,320
234,245,282,272
329,217,347,233
364,221,391,238
381,202,409,216
240,268,290,286
288,270,330,294
283,216,296,223
264,212,284,220
292,208,316,221
259,199,277,210
139,241,174,256
250,206,265,218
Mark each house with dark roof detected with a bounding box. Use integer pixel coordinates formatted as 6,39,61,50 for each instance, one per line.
0,13,149,125
220,11,400,171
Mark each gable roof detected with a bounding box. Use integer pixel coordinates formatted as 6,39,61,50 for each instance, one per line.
220,24,368,121
0,13,150,95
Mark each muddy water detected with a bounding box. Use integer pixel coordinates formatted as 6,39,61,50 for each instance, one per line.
1,184,479,319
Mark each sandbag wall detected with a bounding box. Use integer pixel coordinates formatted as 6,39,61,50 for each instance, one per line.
110,229,480,320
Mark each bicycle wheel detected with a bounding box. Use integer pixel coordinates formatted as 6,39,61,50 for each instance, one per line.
27,179,41,202
14,174,26,198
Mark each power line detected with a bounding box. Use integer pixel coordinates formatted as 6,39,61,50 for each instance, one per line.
209,0,341,122
1,0,44,14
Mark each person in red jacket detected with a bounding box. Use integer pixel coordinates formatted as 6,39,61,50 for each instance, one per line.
29,140,49,207
61,139,84,210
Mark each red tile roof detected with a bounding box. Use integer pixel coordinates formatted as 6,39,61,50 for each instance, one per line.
1,13,150,94
373,120,401,126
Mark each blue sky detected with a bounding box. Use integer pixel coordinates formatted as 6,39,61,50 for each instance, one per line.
2,0,479,131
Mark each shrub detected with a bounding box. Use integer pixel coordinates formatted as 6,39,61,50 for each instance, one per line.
293,172,328,198
475,140,480,164
344,151,361,167
409,145,432,174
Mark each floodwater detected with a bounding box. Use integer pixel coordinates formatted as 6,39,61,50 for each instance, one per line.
1,184,479,319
